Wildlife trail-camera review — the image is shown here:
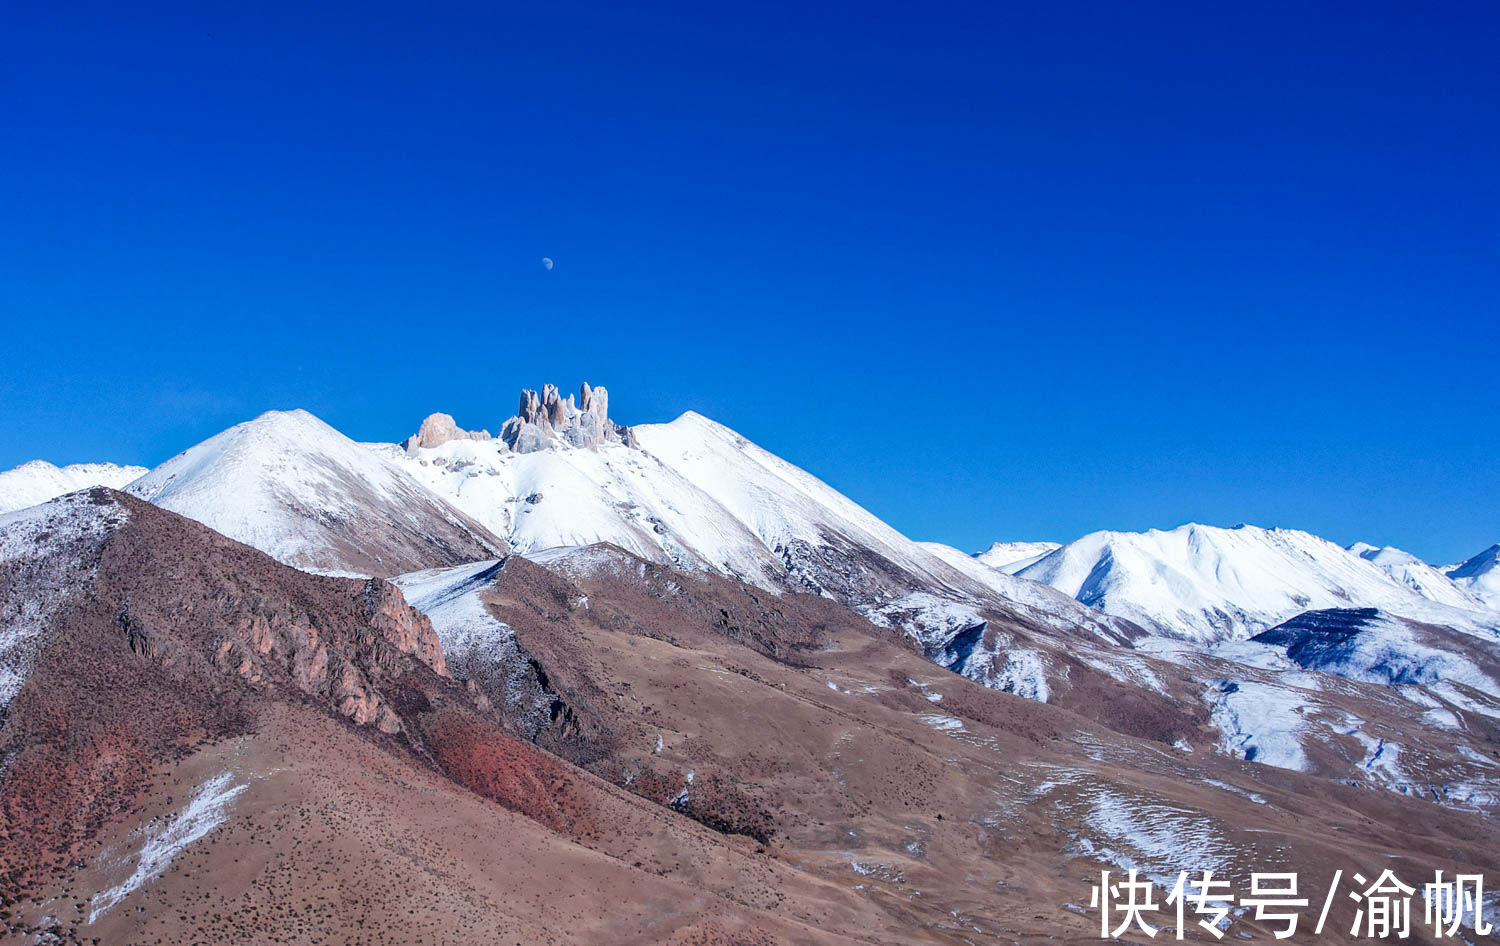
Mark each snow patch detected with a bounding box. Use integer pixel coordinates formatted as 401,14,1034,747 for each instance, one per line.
90,772,246,922
1205,679,1309,772
1074,786,1236,887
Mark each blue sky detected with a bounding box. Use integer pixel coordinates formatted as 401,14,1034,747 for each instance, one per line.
2,1,1496,563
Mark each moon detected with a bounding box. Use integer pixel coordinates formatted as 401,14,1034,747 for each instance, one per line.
542,257,554,271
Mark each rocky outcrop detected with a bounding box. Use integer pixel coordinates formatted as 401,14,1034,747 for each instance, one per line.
496,382,636,454
359,577,448,677
0,490,484,901
403,412,491,452
94,514,452,739
90,491,453,734
406,383,635,456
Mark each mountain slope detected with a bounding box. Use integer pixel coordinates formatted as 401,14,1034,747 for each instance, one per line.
1,491,906,945
126,409,503,576
7,421,1500,942
632,411,1136,647
974,539,1060,573
388,392,1140,661
1251,607,1500,696
1348,542,1486,610
386,538,1500,943
916,540,1139,643
1016,523,1500,642
1450,544,1500,609
0,459,147,514
376,431,790,590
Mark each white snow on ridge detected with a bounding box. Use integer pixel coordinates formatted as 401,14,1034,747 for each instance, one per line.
634,413,945,578
392,409,1135,653
1015,523,1500,643
392,558,510,661
1349,543,1488,610
0,459,147,515
918,541,1133,642
1449,545,1500,610
634,414,1135,642
381,433,788,590
1262,610,1499,698
974,540,1061,574
126,409,500,575
635,412,973,592
391,557,554,720
128,409,402,551
0,493,129,712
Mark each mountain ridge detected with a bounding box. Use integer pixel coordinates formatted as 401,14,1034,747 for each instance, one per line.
123,408,504,576
1009,521,1500,642
0,459,148,515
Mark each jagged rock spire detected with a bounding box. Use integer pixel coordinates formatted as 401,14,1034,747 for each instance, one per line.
500,382,634,453
405,383,636,455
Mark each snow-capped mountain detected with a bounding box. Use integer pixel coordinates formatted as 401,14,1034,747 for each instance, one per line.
125,409,503,576
377,397,790,592
974,540,1061,573
1013,523,1500,642
383,386,1140,655
1346,542,1488,610
0,460,147,515
1449,544,1500,610
7,413,1500,945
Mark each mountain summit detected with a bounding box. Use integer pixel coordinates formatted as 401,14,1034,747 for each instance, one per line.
125,409,503,576
405,382,636,455
1449,543,1500,609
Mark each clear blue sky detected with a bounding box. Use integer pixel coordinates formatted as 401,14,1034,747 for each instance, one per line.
2,1,1496,563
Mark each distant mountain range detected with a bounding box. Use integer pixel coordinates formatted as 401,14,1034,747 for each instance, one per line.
0,459,146,515
993,522,1498,642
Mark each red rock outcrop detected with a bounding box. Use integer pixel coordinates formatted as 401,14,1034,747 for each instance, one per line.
403,412,491,451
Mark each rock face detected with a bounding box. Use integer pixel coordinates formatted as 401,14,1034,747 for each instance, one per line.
86,492,452,739
403,412,492,452
495,382,636,453
405,383,636,457
0,489,482,898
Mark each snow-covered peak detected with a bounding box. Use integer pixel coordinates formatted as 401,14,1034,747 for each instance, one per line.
1350,542,1420,566
1016,522,1500,642
1449,544,1500,609
1344,542,1486,610
0,459,148,515
636,409,926,568
635,412,1138,644
916,541,1139,644
385,410,789,589
975,540,1062,574
392,403,1136,651
126,408,502,576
